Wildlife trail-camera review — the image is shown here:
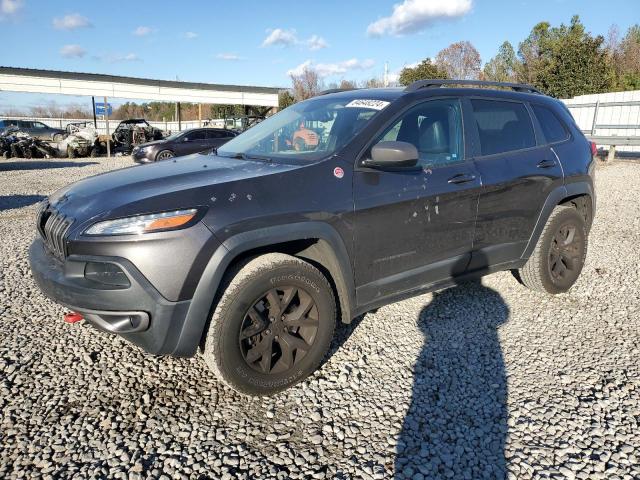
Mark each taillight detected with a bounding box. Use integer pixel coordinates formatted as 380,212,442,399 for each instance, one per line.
590,141,598,157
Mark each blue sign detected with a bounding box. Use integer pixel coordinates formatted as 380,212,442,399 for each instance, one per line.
95,102,113,116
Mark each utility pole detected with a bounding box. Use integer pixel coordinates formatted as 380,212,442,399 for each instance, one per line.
384,61,389,87
91,96,97,129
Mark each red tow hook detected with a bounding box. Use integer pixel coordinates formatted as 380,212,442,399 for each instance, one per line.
63,312,84,324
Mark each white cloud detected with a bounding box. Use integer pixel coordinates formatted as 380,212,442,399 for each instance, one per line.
262,28,298,47
216,53,244,61
307,34,329,51
60,44,86,58
133,26,153,36
184,31,198,39
287,58,375,78
1,0,23,18
287,60,313,76
367,0,472,37
53,13,91,30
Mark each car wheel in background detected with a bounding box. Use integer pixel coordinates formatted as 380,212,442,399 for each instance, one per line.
202,253,336,396
156,150,175,161
516,205,587,294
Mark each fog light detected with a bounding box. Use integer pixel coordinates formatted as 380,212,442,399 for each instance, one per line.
84,262,130,287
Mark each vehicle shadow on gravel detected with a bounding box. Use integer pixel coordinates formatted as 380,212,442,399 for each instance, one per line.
0,161,98,171
0,194,46,211
395,280,509,479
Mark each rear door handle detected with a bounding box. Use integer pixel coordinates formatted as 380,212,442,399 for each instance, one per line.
537,159,557,169
448,173,477,185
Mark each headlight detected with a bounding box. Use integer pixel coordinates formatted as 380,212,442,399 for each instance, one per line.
84,208,198,236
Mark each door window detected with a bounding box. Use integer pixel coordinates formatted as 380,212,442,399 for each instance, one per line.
374,99,464,168
531,104,569,144
185,130,205,141
32,122,48,129
471,99,536,156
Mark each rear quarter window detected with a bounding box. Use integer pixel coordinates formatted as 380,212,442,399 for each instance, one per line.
471,99,536,156
531,104,569,144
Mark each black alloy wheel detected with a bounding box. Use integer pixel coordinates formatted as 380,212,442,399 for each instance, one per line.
239,286,319,374
548,223,582,282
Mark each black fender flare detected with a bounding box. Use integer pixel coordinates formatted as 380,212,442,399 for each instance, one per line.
171,222,355,356
521,181,595,260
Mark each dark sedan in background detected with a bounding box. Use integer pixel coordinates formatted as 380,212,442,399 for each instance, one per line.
0,119,66,141
132,127,237,163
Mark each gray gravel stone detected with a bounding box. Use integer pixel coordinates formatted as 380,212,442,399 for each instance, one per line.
0,157,639,479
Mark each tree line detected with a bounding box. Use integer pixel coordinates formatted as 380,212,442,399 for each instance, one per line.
286,16,640,104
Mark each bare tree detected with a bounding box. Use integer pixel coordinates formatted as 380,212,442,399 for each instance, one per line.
360,77,388,88
435,41,482,80
290,68,322,101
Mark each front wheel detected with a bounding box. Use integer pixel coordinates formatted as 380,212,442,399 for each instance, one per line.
156,150,174,161
516,206,588,294
202,253,336,396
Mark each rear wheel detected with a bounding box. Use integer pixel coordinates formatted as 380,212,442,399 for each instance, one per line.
156,150,174,161
202,253,336,395
516,205,587,294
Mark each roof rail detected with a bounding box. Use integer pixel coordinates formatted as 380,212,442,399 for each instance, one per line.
316,88,358,96
404,79,542,94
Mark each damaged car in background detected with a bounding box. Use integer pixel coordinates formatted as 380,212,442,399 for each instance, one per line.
0,127,58,159
112,119,165,154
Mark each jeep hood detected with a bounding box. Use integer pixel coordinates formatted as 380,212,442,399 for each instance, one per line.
48,153,302,227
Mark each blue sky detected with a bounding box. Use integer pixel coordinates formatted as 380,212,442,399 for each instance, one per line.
0,0,638,109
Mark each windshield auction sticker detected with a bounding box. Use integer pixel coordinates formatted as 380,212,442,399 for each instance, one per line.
345,99,390,110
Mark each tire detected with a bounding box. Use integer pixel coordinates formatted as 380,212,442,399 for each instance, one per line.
67,146,76,159
516,205,588,294
202,253,336,396
156,150,175,161
90,147,99,158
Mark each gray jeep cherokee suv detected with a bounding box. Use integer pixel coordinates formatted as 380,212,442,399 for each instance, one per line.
29,80,596,395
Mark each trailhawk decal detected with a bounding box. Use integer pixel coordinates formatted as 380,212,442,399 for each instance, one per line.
345,99,390,110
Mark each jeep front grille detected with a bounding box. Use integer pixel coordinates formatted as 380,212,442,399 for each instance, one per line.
37,203,74,259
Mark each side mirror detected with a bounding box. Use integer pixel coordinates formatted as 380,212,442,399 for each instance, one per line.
365,141,419,169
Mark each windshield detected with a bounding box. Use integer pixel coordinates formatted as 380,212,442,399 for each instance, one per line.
217,96,390,162
165,131,184,141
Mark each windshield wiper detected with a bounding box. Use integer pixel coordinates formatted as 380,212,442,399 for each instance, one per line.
220,152,273,162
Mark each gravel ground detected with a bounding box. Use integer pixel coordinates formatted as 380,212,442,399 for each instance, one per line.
1,157,639,479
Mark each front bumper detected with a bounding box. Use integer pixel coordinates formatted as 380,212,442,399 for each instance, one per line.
132,148,154,163
29,237,194,356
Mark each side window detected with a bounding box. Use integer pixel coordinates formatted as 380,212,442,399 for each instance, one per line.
204,129,222,139
471,99,536,156
186,130,205,141
374,99,464,168
531,104,569,144
19,121,33,129
33,122,47,129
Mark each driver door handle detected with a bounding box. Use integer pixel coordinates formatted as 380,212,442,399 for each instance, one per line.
537,159,557,169
448,173,477,185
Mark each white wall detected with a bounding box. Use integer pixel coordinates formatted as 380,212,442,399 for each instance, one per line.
562,90,640,152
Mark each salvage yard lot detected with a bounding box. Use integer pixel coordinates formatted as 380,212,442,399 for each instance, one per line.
1,157,639,479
